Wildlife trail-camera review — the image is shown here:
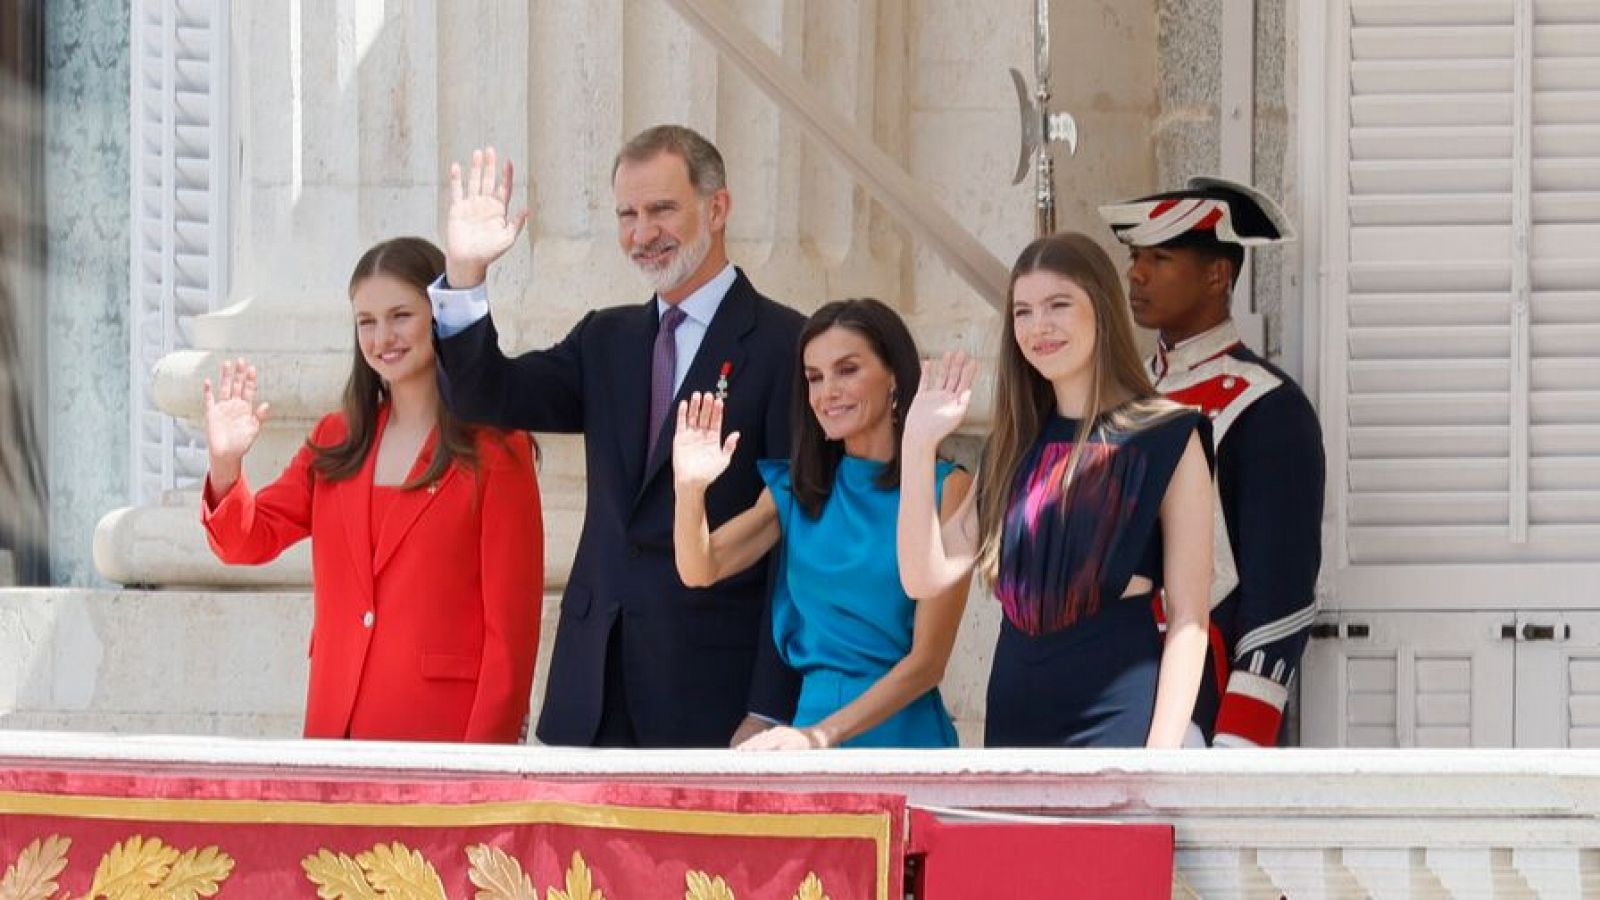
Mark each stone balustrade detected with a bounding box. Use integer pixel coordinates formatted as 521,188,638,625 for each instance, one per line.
2,730,1597,898
6,586,1600,897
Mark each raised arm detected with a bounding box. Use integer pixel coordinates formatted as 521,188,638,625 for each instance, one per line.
432,148,585,433
897,351,981,600
672,392,781,587
1146,431,1214,749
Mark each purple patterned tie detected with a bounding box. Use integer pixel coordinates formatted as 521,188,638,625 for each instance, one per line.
647,305,688,460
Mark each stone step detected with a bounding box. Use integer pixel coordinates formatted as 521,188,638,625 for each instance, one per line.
0,587,562,739
0,583,995,745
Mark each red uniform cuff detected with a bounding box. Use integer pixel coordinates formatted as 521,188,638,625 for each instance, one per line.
1213,671,1288,748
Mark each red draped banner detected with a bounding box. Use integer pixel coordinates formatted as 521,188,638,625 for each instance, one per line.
0,768,902,899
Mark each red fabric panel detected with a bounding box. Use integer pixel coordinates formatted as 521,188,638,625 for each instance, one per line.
0,767,901,899
909,809,1173,899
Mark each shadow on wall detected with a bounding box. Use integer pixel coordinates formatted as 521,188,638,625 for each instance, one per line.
0,62,49,586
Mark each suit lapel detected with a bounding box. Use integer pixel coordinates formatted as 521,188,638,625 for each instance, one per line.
612,299,659,493
636,271,757,499
371,427,454,576
338,407,380,609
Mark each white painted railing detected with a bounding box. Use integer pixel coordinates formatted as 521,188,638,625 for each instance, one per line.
3,732,1598,898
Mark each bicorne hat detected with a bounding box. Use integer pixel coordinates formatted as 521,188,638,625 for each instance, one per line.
1099,176,1295,249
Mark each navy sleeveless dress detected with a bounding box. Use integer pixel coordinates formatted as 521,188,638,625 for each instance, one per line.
985,408,1207,747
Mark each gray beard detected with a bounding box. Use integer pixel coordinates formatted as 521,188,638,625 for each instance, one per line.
633,220,712,297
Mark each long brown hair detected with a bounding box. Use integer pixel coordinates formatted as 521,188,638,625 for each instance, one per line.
789,298,922,518
974,232,1178,583
309,236,478,489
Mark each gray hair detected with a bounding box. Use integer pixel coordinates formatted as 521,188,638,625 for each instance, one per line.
612,124,727,196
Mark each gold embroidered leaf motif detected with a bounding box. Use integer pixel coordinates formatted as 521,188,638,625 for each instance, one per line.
545,852,603,900
154,846,234,900
684,870,736,900
792,872,830,900
87,836,181,899
465,844,535,900
0,835,71,900
302,849,380,900
354,842,445,900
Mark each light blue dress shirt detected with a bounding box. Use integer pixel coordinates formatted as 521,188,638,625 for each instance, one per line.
427,264,737,396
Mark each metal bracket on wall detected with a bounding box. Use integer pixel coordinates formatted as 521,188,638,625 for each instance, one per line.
1500,623,1571,641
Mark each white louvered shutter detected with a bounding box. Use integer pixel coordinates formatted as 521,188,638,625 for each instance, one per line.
1529,0,1600,556
1301,612,1514,747
1514,612,1600,746
129,0,229,503
1335,0,1600,570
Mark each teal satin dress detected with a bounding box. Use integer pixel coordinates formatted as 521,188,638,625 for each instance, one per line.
759,456,959,748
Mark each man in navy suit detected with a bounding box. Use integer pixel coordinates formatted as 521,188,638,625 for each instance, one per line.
429,126,802,747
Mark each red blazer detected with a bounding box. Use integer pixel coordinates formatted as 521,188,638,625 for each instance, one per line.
202,408,543,743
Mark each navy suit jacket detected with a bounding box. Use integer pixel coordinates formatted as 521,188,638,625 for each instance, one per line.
434,269,804,746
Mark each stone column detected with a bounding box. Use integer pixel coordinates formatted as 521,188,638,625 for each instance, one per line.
483,0,922,584
1156,0,1295,359
516,0,911,328
95,0,526,585
93,0,916,589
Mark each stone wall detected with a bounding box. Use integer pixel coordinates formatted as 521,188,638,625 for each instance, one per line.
0,588,307,736
92,0,1164,587
0,587,567,740
44,0,130,587
21,0,1304,744
1156,0,1296,359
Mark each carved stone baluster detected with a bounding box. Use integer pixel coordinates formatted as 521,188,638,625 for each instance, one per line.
1342,847,1435,899
97,0,502,585
1174,849,1279,898
1511,848,1596,900
1258,848,1368,899
1424,848,1529,899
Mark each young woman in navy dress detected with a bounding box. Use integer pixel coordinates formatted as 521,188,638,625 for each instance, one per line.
898,233,1213,748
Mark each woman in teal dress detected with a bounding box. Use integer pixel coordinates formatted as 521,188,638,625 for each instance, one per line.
673,298,973,749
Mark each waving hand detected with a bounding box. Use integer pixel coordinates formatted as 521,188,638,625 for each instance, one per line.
444,147,531,289
202,357,270,494
902,350,978,455
673,393,740,490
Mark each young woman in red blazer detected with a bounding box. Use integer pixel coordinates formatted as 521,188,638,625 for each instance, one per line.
201,237,543,743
